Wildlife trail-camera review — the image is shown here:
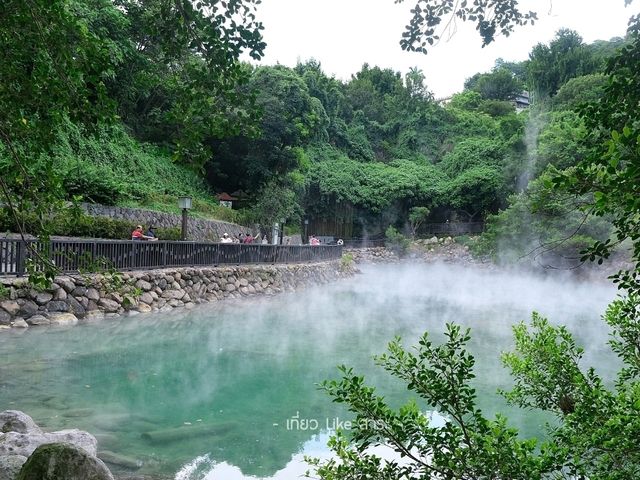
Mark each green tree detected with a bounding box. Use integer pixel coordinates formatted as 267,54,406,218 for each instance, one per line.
408,206,431,237
309,324,549,479
0,0,265,284
528,29,597,97
535,110,590,174
465,68,523,101
552,73,608,111
208,65,326,193
397,0,537,53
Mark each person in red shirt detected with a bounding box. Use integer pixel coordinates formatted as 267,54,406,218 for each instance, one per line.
131,225,156,241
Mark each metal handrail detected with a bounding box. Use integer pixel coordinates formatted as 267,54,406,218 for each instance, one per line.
0,239,342,276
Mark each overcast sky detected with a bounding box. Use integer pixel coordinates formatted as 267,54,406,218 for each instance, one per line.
251,0,634,98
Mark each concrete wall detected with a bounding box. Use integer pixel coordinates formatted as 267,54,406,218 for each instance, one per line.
81,203,249,242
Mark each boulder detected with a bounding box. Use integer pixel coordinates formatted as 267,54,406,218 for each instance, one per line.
0,311,10,326
56,277,76,293
66,297,86,316
53,289,67,301
0,432,50,457
12,319,28,329
135,280,152,292
98,299,119,313
138,293,153,305
0,455,27,480
47,313,78,327
15,443,113,480
0,411,41,435
86,288,100,302
17,301,37,318
46,301,69,313
25,315,49,326
136,304,152,313
160,289,184,300
0,301,20,316
86,301,99,312
44,429,97,456
82,311,105,323
71,286,87,297
33,293,53,306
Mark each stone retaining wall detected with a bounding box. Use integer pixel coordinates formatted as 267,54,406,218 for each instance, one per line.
345,247,399,263
81,203,248,242
0,261,354,330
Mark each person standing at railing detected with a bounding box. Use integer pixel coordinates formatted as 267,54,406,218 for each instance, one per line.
309,235,320,246
243,232,260,244
220,233,233,244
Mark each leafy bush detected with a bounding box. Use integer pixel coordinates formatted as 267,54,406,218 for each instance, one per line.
340,252,354,272
61,162,123,205
0,208,181,240
474,170,612,266
0,283,9,300
385,226,410,256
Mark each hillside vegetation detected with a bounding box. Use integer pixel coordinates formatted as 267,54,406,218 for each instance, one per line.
0,1,627,265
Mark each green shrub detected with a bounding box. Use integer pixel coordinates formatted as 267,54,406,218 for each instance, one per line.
0,283,9,300
340,252,354,272
0,208,182,240
385,226,411,257
61,163,122,205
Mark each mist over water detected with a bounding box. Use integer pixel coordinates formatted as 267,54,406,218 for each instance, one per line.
0,263,617,479
518,108,546,191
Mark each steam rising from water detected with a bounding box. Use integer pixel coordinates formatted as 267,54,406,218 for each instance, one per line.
518,107,546,191
0,263,617,480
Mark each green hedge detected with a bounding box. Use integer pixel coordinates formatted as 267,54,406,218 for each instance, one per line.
0,209,181,241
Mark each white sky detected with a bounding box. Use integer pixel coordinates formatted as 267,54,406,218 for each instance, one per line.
251,0,635,98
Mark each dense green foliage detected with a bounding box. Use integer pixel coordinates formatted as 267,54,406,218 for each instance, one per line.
0,208,181,241
1,0,627,247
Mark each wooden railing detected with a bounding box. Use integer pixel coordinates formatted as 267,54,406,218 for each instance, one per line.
0,239,343,276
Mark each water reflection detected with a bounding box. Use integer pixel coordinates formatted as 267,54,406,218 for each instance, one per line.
0,263,616,478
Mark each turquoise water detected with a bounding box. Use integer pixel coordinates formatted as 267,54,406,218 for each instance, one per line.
0,263,617,479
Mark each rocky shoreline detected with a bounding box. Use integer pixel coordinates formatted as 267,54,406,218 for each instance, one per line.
0,260,355,330
0,410,113,480
347,237,482,266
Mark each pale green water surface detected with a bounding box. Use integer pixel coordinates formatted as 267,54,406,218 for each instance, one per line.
0,263,617,479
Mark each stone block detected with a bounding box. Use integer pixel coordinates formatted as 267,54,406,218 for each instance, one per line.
48,313,79,326
26,315,50,326
0,301,20,316
47,301,69,313
18,300,38,318
86,288,100,301
98,298,120,313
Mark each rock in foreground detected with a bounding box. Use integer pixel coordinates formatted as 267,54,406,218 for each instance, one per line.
16,443,113,480
0,410,112,480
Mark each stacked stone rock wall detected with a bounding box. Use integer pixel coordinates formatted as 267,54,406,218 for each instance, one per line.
345,247,399,263
81,203,249,242
0,261,353,330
